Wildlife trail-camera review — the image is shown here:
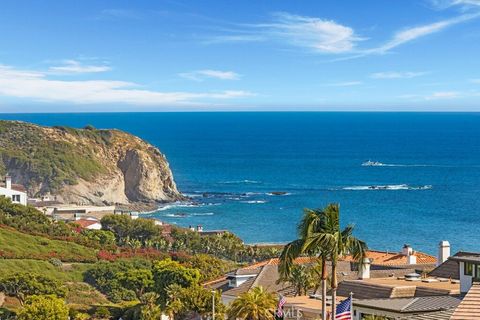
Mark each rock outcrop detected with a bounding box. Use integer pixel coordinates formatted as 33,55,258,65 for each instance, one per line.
0,120,183,206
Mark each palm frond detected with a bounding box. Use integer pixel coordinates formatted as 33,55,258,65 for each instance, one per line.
278,238,305,279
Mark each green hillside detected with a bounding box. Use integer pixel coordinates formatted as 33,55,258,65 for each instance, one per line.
0,226,97,262
0,259,92,282
0,121,108,192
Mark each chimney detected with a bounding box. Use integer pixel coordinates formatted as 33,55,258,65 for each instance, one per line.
437,241,450,266
407,254,417,265
196,225,203,232
402,244,413,256
5,175,11,190
358,258,371,279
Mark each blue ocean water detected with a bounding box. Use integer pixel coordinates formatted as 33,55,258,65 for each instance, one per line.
2,112,480,254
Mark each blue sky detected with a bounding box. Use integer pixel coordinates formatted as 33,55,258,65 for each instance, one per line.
1,0,480,112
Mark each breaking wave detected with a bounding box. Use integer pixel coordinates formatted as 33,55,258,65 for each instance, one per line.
157,201,219,211
240,200,267,204
342,184,432,191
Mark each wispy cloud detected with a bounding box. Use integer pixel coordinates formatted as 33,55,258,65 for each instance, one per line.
370,71,427,79
430,0,480,9
49,60,111,74
179,69,241,81
425,91,460,99
207,11,480,58
0,64,253,105
263,12,364,53
207,12,363,54
326,81,363,87
368,13,480,54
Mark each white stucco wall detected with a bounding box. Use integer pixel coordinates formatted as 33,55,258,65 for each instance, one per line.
459,261,473,293
0,187,27,206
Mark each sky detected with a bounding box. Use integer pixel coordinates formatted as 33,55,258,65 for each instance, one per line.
1,0,480,112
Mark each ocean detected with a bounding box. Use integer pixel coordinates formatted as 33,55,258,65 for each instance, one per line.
2,112,480,254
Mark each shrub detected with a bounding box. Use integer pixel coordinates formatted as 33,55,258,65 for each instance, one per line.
49,258,63,267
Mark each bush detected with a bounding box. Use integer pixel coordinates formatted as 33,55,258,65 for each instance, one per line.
17,295,69,320
94,306,111,319
49,258,63,267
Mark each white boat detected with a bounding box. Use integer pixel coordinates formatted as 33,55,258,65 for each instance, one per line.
362,160,384,166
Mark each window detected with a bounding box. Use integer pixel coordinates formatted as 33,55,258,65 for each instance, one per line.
476,264,480,280
465,262,473,276
11,195,21,202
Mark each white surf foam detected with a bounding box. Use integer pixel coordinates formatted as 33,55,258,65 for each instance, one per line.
191,212,215,216
342,184,432,191
240,200,267,204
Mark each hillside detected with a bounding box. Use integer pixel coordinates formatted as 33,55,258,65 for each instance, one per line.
0,226,97,262
0,121,183,206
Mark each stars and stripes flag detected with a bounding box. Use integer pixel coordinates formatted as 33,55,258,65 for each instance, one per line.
275,295,286,319
335,296,352,320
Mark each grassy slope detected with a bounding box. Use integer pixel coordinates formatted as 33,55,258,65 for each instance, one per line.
0,227,97,262
0,259,92,282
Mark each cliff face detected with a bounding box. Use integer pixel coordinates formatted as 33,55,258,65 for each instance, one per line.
0,121,183,206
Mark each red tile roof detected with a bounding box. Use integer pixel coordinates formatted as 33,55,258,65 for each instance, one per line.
74,219,100,228
344,250,436,266
244,250,436,269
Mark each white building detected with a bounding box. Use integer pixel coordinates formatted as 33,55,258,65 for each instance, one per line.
0,176,27,206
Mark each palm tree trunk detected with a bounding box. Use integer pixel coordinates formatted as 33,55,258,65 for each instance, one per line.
321,258,327,320
331,261,337,319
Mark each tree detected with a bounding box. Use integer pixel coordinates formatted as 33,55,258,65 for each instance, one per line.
278,208,330,320
278,204,367,320
82,229,116,247
227,286,276,320
118,268,154,300
280,264,315,296
152,258,200,307
17,295,69,320
84,260,151,302
167,284,225,320
302,204,367,319
0,273,66,305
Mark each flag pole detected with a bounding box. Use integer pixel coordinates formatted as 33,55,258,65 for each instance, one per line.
349,292,354,320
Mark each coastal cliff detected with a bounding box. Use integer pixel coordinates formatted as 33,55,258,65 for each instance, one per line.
0,120,183,206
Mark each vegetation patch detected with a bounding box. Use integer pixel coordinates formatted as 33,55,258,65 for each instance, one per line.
0,227,97,262
0,121,108,193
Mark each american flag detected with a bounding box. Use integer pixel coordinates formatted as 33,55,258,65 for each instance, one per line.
335,297,352,320
276,295,286,317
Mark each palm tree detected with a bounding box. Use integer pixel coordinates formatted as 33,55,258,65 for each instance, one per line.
279,204,367,320
227,286,277,320
278,264,314,296
279,208,330,320
303,204,367,319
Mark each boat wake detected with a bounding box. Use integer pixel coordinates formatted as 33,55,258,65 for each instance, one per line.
361,160,465,168
342,184,432,191
219,180,262,185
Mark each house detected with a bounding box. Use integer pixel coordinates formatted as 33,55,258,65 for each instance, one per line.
190,225,228,236
205,245,437,307
0,175,27,206
450,282,480,319
73,217,102,230
429,251,480,293
351,296,461,319
47,205,116,221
